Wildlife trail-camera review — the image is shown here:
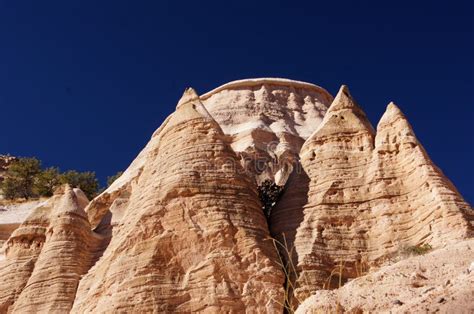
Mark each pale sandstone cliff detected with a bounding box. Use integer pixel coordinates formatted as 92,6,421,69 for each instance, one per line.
0,79,472,313
86,78,332,231
201,78,332,186
0,186,93,313
72,88,284,312
0,199,47,248
270,85,473,302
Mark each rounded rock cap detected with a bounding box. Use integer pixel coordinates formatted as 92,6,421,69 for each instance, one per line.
200,77,333,102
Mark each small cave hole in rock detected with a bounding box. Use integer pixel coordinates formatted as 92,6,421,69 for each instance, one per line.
257,179,284,220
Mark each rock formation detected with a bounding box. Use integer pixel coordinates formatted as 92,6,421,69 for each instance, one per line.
201,78,333,186
72,88,284,312
270,85,473,302
0,199,49,250
0,186,93,313
86,78,332,233
0,79,472,313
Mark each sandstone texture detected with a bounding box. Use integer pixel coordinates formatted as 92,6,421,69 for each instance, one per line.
86,79,332,232
0,186,95,313
296,239,474,314
73,88,284,312
270,85,473,303
201,78,332,186
0,199,47,248
0,78,472,313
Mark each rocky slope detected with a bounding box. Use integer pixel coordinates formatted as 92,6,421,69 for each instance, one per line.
0,78,472,313
296,239,474,313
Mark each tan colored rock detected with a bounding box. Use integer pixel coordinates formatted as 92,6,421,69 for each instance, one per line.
271,85,473,302
72,88,284,312
0,79,471,313
201,78,332,185
0,186,93,313
86,78,333,237
296,239,474,313
0,199,50,249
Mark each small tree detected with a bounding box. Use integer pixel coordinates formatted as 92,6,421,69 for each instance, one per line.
107,171,123,187
35,167,61,197
60,170,99,199
0,157,41,199
1,178,20,199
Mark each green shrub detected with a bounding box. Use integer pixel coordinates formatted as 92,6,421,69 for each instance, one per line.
60,170,99,200
404,243,433,255
35,167,61,197
0,157,41,199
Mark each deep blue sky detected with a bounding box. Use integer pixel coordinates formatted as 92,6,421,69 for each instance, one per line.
0,1,472,202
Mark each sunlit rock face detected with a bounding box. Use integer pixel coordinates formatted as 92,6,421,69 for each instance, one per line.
201,78,333,186
0,186,96,313
72,88,284,313
1,79,471,313
270,85,473,301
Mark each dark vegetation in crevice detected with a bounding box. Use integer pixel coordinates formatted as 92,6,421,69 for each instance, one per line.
257,179,284,220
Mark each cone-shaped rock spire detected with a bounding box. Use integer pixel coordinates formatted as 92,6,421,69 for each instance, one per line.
273,94,473,301
302,85,374,157
73,89,284,313
0,187,97,313
11,186,97,313
375,102,418,149
176,87,200,108
169,87,215,127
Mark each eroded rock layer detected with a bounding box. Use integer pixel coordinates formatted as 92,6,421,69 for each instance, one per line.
72,89,284,313
86,79,333,233
0,186,95,313
270,85,473,301
201,78,332,185
0,79,471,313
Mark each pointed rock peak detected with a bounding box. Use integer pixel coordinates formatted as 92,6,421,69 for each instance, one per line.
53,184,87,218
328,84,360,112
176,87,200,109
377,102,410,130
385,102,405,117
161,86,220,133
375,102,419,148
305,84,374,137
175,87,212,118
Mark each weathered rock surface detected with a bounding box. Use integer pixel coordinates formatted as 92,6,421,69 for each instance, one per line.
296,239,474,313
270,85,473,303
72,88,284,312
86,79,332,233
0,79,472,313
0,199,48,249
201,78,332,185
0,186,93,313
